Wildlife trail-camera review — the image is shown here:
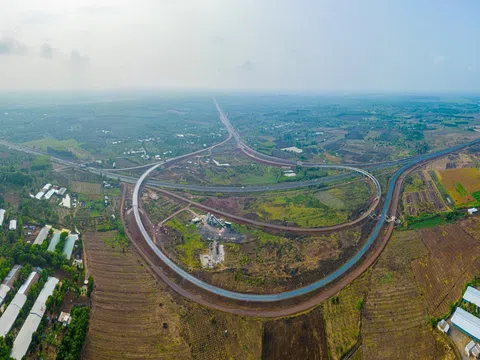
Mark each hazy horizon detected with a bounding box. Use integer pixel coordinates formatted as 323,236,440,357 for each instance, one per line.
1,0,480,92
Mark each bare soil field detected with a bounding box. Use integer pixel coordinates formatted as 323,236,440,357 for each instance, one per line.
82,231,191,360
181,304,263,360
70,180,102,196
261,308,329,360
411,222,480,316
83,229,265,360
362,231,452,360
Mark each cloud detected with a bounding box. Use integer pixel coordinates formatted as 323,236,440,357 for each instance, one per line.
433,55,446,66
239,60,254,71
22,11,61,25
40,43,54,59
0,36,28,56
78,6,117,15
70,50,90,65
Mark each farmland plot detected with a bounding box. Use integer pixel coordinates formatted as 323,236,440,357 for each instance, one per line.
322,272,369,360
437,167,480,205
403,170,447,216
83,231,191,360
262,308,329,360
362,231,451,360
411,223,480,316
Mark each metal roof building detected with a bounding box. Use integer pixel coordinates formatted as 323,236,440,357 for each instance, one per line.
34,191,45,200
0,209,5,226
11,277,59,360
0,271,38,337
44,189,56,200
9,220,17,231
47,231,61,252
42,183,52,191
464,286,480,308
452,307,480,342
63,234,78,260
33,225,51,245
0,265,22,306
2,265,21,287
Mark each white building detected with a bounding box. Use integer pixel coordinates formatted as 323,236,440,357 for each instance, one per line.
11,277,59,360
42,183,52,191
464,286,480,307
60,194,71,209
0,209,5,226
468,208,478,215
281,146,303,154
44,189,56,200
0,272,38,337
33,225,52,245
465,340,480,358
34,191,45,200
0,265,21,307
58,312,72,327
437,319,450,334
9,220,17,231
452,307,480,343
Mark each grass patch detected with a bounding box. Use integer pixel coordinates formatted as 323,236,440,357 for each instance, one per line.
25,137,82,151
166,218,205,269
31,155,51,170
103,233,129,249
381,272,393,284
71,181,102,195
232,223,288,245
454,182,468,196
473,191,480,204
408,216,445,230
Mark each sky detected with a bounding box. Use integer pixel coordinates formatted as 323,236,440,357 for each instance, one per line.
1,0,480,92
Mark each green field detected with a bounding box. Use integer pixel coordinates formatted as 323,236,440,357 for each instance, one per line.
166,218,206,269
454,182,468,196
24,138,89,159
254,193,347,227
408,216,445,230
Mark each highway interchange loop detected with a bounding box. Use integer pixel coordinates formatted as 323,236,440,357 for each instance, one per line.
3,101,479,302
129,99,480,302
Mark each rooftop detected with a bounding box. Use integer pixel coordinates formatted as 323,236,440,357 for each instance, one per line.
10,277,59,360
452,307,480,342
464,286,480,308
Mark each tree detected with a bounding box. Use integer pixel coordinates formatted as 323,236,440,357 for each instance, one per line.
87,276,94,297
0,336,12,359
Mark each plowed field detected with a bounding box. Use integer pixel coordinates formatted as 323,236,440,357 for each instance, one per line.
411,223,480,316
362,231,451,360
82,231,191,360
